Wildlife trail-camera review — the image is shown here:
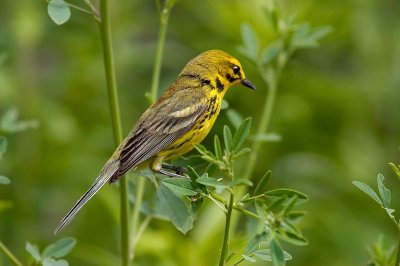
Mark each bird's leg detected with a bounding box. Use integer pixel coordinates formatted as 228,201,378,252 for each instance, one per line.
162,163,187,175
157,168,187,179
150,157,187,178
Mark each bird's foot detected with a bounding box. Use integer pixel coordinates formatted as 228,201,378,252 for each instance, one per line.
159,164,188,178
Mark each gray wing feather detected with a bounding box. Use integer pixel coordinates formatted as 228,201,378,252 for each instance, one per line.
116,103,207,176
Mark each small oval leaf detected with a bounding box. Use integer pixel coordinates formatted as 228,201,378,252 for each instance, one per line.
42,237,76,259
162,178,199,196
0,176,10,185
377,174,391,208
352,181,382,205
26,242,41,261
48,0,71,25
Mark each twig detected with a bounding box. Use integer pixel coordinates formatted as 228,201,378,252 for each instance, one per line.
0,241,24,266
98,1,130,265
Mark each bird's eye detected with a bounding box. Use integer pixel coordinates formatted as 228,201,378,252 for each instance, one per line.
232,65,240,75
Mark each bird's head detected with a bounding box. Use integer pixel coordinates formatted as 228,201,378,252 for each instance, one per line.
180,49,256,92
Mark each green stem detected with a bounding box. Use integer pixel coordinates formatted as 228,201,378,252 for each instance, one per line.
396,223,400,266
130,176,146,260
149,2,172,103
83,0,101,21
243,68,277,180
129,0,175,259
209,191,258,219
98,1,130,266
0,241,24,266
219,192,234,266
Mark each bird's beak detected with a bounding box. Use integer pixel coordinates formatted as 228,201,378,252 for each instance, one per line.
242,79,256,90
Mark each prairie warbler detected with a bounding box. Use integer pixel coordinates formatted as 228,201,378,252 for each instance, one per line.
55,49,255,233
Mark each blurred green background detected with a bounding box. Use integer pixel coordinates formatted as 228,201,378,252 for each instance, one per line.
1,0,400,265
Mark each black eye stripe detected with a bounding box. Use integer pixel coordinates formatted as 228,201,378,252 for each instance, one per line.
226,74,236,83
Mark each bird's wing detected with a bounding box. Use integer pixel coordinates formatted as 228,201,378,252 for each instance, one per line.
116,93,208,177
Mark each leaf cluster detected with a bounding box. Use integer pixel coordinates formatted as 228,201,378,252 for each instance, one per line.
26,238,76,266
156,118,308,265
237,3,331,97
353,163,400,266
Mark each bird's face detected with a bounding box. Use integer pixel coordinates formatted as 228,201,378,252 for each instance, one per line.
219,56,256,90
182,50,256,91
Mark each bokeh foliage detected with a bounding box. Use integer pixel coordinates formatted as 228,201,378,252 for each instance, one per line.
1,0,400,265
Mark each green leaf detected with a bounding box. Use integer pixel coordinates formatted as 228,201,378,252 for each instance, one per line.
291,24,332,50
237,23,260,61
352,181,382,205
254,249,292,261
0,108,17,130
0,176,10,185
26,242,42,261
281,195,299,215
226,109,243,129
155,184,193,234
227,178,253,188
254,249,272,261
242,254,256,263
307,26,333,42
0,136,7,156
385,208,395,219
204,163,219,177
162,178,199,196
187,166,200,180
221,99,229,110
43,258,68,266
42,237,76,259
48,0,71,25
260,40,282,65
214,135,222,160
377,174,391,208
232,118,251,151
196,174,227,193
389,163,400,179
367,234,396,266
233,148,251,159
223,125,233,153
254,171,272,196
271,239,285,266
252,133,282,143
245,232,268,254
277,228,308,246
286,211,306,222
264,5,278,31
264,189,308,202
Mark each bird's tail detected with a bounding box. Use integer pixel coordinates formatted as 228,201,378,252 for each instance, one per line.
54,159,120,234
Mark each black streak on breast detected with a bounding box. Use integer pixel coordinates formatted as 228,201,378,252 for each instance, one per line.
215,78,224,92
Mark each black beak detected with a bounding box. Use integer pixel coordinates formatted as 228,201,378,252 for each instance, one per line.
242,79,256,90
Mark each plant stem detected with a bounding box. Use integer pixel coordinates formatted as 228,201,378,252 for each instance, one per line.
243,68,277,180
149,2,172,103
130,176,146,260
0,241,24,266
129,0,175,259
396,223,400,266
219,192,234,266
98,1,130,266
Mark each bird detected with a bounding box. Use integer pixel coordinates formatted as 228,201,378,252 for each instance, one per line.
55,49,256,233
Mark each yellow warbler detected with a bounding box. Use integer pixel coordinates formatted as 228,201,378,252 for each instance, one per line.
55,49,255,233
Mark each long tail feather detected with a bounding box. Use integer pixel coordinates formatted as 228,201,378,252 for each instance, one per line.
55,160,120,234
